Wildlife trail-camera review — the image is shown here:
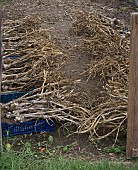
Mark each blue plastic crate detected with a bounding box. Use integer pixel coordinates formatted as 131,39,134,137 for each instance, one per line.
2,119,54,138
1,54,55,137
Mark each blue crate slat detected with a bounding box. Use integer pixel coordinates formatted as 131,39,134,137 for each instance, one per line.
0,92,27,103
2,119,54,137
4,55,20,59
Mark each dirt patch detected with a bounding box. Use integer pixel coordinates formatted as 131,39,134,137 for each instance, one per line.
0,0,136,160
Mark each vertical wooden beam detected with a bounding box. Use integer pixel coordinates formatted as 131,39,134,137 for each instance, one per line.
126,13,138,159
133,13,138,157
0,10,3,154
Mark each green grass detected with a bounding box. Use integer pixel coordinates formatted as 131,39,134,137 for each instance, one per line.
0,149,138,170
0,0,11,3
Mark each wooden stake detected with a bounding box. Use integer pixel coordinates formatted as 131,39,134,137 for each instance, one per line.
0,11,3,154
126,13,138,159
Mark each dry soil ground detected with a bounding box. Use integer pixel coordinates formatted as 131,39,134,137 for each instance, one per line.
0,0,137,163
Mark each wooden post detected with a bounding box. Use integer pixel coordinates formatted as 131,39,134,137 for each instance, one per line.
0,11,3,154
0,11,3,153
126,13,138,159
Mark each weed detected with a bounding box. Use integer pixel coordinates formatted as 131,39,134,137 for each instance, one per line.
120,7,128,11
48,135,54,144
63,145,68,152
103,146,125,154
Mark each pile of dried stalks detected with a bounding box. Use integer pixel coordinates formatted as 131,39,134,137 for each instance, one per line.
1,16,91,134
2,13,130,141
71,12,130,141
2,16,64,92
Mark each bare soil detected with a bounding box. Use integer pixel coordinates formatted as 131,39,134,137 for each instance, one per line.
0,0,136,162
